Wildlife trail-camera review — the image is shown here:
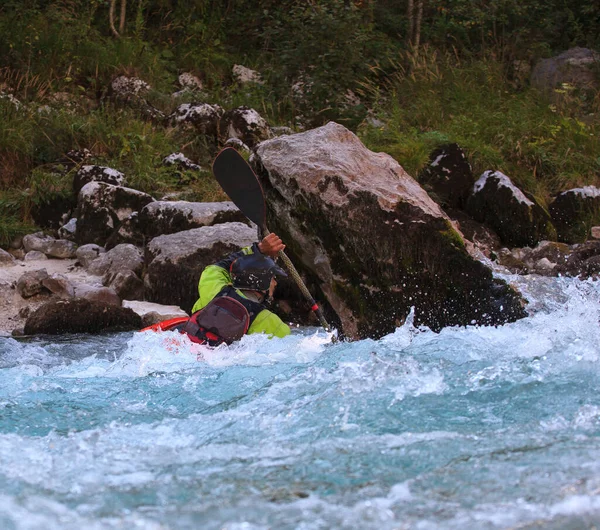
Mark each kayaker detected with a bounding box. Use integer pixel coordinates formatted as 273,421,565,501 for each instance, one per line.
181,232,291,345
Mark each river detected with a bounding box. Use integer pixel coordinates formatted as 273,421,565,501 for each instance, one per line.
1,274,599,529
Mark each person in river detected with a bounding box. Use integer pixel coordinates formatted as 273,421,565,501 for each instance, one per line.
181,233,291,345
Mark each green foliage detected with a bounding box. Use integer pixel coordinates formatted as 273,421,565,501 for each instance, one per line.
360,51,600,201
0,0,599,240
0,189,36,246
228,0,383,125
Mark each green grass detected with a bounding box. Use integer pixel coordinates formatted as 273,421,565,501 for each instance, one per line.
359,51,600,203
0,96,229,244
1,14,599,248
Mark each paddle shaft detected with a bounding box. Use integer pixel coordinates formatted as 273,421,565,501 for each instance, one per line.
262,226,333,333
212,148,333,335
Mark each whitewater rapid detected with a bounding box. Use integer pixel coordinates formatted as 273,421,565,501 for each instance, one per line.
0,275,599,529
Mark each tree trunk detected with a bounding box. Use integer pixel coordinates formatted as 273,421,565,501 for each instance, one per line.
407,0,414,45
414,0,423,52
119,0,127,35
109,0,120,37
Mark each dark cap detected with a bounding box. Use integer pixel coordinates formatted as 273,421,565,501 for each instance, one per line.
230,254,287,291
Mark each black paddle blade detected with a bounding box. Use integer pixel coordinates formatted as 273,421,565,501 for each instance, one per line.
213,147,266,227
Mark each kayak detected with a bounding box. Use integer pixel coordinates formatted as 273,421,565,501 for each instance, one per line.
140,317,189,333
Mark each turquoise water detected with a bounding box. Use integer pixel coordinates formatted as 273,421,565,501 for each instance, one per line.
1,276,599,529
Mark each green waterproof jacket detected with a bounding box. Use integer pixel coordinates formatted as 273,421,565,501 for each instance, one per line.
191,244,291,339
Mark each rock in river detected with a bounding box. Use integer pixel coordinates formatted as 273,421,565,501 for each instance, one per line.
253,122,526,338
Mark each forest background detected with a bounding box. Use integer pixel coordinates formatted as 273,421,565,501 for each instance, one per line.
0,0,598,246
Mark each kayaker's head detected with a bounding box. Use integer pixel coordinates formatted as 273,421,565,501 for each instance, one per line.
230,254,287,298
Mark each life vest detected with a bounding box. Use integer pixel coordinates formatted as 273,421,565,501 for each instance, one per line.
181,286,263,346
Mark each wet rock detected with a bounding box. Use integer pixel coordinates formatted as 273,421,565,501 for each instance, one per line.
549,186,600,243
219,106,271,148
533,257,556,275
466,170,555,247
22,232,77,259
556,240,600,278
74,165,125,194
138,201,247,238
24,298,141,335
0,248,16,266
17,270,50,298
145,222,256,313
24,250,49,261
447,209,502,258
76,182,154,246
104,269,145,301
419,144,473,209
254,122,527,338
162,153,201,171
495,241,573,276
88,243,144,277
531,48,600,95
495,248,529,273
169,103,224,136
123,300,188,327
526,241,571,268
76,244,106,269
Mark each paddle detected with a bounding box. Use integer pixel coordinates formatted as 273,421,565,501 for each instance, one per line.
213,147,333,334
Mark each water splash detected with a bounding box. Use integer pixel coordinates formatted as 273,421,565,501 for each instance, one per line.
0,277,599,529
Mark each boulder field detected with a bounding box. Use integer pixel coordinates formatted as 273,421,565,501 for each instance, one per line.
2,120,599,338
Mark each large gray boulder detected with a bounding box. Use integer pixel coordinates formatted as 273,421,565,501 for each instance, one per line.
76,182,154,246
23,232,77,259
87,243,144,277
531,48,600,94
466,170,556,247
253,122,526,338
138,201,247,238
144,222,256,313
549,186,600,243
24,299,141,335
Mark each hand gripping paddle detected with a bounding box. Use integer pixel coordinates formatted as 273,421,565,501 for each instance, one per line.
213,147,333,335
